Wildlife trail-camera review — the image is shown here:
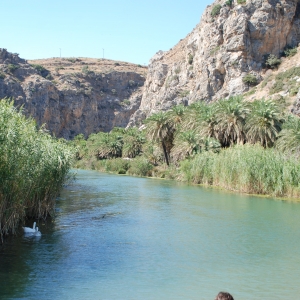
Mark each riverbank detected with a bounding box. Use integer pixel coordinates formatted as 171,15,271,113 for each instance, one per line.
73,144,300,200
0,99,75,242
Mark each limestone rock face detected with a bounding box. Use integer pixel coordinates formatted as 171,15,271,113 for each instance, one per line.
129,0,300,125
0,49,146,139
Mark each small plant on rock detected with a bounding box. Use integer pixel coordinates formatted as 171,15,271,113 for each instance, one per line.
266,54,281,69
242,74,258,86
211,4,222,17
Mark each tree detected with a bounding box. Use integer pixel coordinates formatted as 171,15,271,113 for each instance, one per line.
144,112,174,165
214,96,249,146
245,99,284,147
122,127,145,158
276,115,300,155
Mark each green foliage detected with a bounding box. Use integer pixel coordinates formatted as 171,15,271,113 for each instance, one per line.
0,72,5,80
245,99,284,147
7,64,19,73
127,157,153,177
31,64,50,78
237,0,246,4
276,115,300,156
266,54,281,69
225,0,233,6
188,54,194,65
0,99,74,240
242,74,258,86
211,4,222,17
210,46,220,56
179,90,189,98
179,144,300,198
284,47,297,58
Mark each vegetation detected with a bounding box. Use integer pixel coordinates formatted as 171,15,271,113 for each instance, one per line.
0,99,75,242
242,74,258,86
7,64,19,73
284,47,297,58
266,54,281,69
73,94,300,199
31,64,51,78
180,145,300,198
211,5,222,17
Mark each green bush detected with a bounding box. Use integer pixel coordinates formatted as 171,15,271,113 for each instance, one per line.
7,64,19,73
237,0,246,4
188,54,194,65
105,158,130,173
225,0,233,6
242,74,258,86
0,72,5,80
211,4,222,17
127,157,153,177
266,54,281,69
284,47,297,58
31,64,50,78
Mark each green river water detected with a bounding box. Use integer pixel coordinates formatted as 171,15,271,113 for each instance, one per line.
1,169,300,300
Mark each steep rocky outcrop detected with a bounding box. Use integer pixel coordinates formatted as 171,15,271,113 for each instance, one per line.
129,0,300,126
0,49,146,138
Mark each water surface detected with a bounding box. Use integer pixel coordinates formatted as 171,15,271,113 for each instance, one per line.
1,170,300,299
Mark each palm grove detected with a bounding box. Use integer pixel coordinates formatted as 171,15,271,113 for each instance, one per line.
73,96,300,199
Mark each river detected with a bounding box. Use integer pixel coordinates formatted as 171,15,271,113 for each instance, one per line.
1,169,300,300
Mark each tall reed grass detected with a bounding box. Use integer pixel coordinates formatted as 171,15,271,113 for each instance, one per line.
0,99,75,241
179,144,300,198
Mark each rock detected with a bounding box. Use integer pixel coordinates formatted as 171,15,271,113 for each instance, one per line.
130,0,300,125
0,51,146,139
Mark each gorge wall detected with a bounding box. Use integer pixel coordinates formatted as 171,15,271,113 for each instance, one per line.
129,0,300,125
2,0,300,136
0,49,146,139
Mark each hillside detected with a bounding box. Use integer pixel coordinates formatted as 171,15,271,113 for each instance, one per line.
0,49,146,138
129,0,300,126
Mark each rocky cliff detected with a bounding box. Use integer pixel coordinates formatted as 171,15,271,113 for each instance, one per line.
129,0,300,126
0,49,146,138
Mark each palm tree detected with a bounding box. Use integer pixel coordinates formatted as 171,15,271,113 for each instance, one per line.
214,96,249,146
91,132,123,159
144,112,174,165
276,114,300,155
167,104,186,129
245,99,284,147
122,127,145,158
182,101,219,140
171,130,201,161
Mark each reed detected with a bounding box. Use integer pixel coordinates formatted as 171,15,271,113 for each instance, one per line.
179,144,300,198
0,99,75,241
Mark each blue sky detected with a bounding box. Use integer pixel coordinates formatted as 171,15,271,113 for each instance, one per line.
2,0,212,65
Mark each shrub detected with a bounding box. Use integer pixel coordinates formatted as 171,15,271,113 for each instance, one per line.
211,4,222,17
225,0,233,6
127,157,153,177
7,64,19,73
284,47,297,58
266,54,281,69
105,158,130,173
188,54,194,65
242,74,258,86
237,0,246,3
0,72,5,80
31,64,50,78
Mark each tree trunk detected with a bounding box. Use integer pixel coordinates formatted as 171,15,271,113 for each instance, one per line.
161,141,170,166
